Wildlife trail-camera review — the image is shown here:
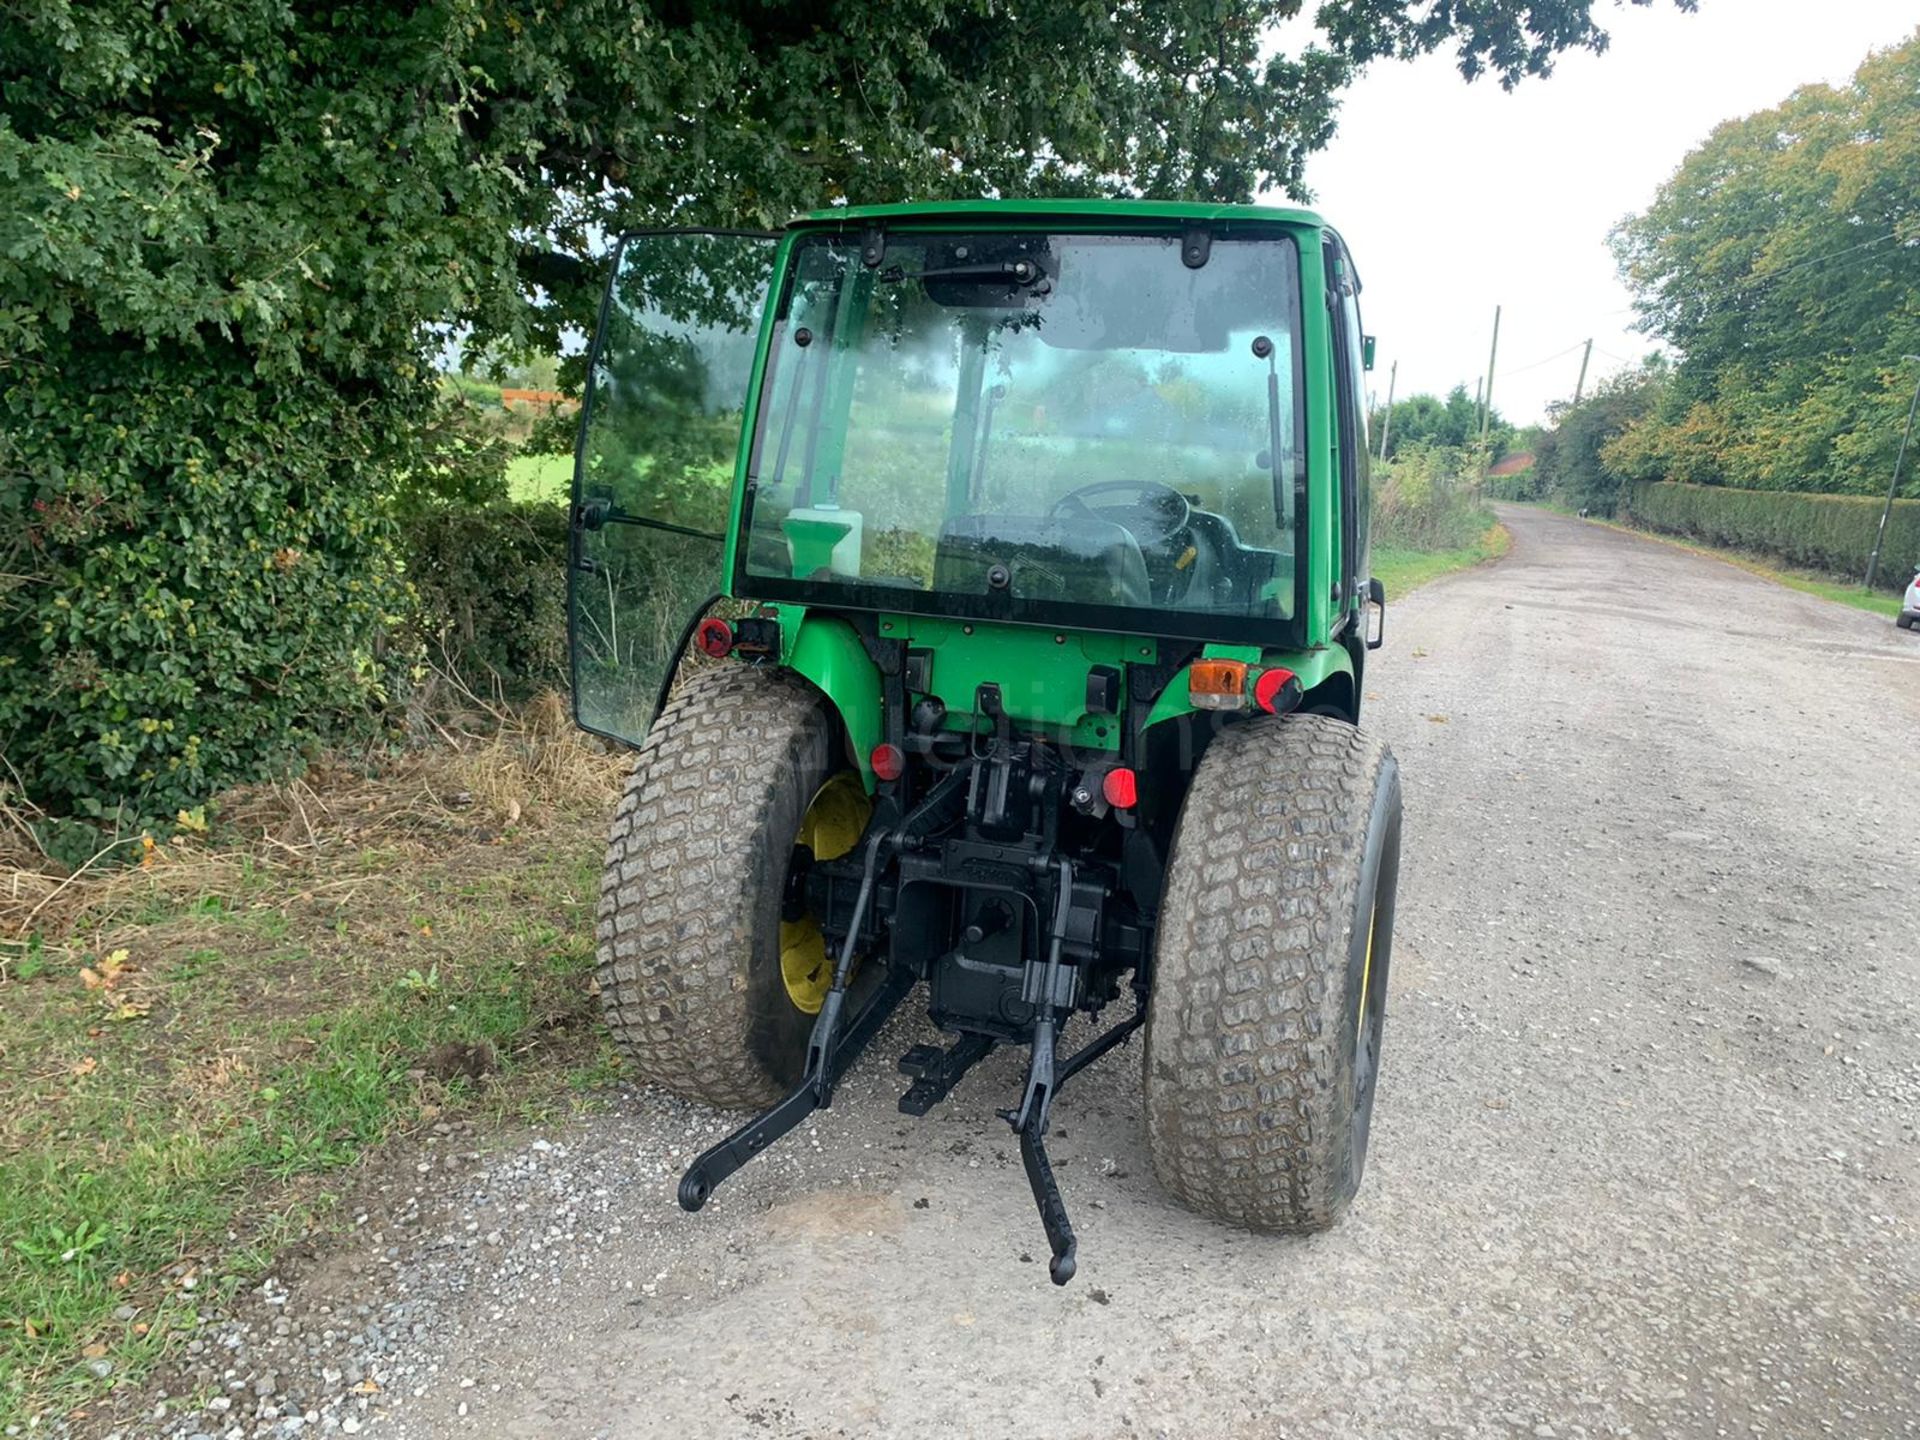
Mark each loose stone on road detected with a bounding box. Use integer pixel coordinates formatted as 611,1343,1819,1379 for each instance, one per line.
130,506,1919,1440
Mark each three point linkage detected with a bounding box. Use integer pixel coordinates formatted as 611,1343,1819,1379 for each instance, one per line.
676,817,1145,1285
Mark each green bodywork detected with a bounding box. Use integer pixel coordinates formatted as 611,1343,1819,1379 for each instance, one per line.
725,201,1365,785
770,605,1357,779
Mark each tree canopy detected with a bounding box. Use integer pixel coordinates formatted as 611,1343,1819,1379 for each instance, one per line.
1532,363,1668,511
1,0,1694,834
1374,385,1515,458
3,0,1697,368
1608,31,1920,494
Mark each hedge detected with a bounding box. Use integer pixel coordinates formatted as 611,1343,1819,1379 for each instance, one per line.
1619,481,1920,591
401,503,571,702
2,341,416,840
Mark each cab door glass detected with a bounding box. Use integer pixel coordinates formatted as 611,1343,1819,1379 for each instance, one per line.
571,231,777,744
1325,241,1371,615
1340,276,1373,592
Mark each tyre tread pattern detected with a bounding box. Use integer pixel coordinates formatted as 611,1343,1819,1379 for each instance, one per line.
1144,714,1396,1233
596,666,836,1109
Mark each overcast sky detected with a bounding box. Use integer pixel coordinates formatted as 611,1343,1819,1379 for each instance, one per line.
1270,2,1918,426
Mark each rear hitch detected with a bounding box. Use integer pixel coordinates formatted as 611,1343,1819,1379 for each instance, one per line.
995,858,1148,1286
897,1032,996,1116
1019,1122,1077,1285
676,770,1147,1290
676,962,912,1210
1000,995,1146,1285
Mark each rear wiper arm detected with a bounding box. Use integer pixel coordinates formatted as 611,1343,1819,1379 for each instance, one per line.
880,260,1044,286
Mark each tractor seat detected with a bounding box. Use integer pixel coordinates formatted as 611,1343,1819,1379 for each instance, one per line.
932,513,1152,607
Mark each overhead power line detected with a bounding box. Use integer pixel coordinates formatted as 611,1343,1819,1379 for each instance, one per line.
1500,341,1588,378
1732,229,1903,294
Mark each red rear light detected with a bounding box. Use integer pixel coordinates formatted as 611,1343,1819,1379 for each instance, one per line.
1101,767,1138,809
869,743,906,782
693,617,734,658
1252,666,1300,714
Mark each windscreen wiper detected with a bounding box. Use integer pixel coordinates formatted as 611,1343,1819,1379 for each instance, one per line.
880,260,1045,287
1253,334,1291,528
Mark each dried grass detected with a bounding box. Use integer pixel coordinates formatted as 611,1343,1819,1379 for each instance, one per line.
0,689,627,943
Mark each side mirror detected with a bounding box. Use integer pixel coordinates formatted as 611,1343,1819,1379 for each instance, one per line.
1362,335,1377,371
1365,576,1386,650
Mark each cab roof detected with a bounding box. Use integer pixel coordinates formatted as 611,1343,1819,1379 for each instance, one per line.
794,198,1328,230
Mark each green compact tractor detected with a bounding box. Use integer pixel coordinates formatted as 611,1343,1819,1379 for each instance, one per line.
570,201,1401,1284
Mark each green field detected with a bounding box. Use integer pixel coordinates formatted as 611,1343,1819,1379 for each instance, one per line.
507,452,572,504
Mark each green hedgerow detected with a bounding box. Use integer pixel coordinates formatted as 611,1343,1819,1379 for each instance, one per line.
1,336,418,839
1620,481,1920,590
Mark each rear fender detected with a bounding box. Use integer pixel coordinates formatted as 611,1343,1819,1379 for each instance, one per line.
782,614,884,788
1141,643,1355,732
1128,643,1356,814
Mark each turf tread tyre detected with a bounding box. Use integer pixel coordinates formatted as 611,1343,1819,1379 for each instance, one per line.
596,666,842,1109
1144,713,1401,1233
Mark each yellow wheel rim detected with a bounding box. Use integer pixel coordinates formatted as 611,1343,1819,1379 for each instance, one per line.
779,771,871,1014
1358,904,1378,1024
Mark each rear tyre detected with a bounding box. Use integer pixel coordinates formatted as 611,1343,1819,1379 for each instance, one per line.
1898,613,1914,630
596,666,853,1109
1144,714,1402,1233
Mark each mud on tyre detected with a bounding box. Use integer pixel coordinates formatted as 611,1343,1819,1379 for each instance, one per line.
595,666,858,1110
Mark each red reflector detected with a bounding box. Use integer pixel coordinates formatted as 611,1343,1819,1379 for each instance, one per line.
870,743,906,782
693,617,734,658
1101,767,1138,809
1252,666,1298,714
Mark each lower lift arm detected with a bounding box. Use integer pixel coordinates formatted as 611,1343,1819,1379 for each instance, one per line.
677,770,969,1211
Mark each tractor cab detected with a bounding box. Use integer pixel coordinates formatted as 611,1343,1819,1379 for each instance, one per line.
740,226,1300,623
571,202,1379,754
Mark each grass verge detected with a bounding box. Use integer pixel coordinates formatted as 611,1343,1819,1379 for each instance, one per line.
1373,520,1512,600
0,697,625,1431
1587,515,1904,618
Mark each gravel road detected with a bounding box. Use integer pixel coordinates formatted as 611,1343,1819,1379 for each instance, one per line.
128,506,1919,1440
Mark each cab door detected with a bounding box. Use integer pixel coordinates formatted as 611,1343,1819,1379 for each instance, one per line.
570,230,778,745
1324,237,1372,629
1324,235,1380,713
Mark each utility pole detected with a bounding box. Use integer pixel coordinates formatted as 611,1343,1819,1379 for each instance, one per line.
1864,355,1920,592
1378,359,1398,461
1573,338,1593,406
1478,304,1502,446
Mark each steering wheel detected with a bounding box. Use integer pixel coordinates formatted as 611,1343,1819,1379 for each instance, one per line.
1048,480,1192,548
